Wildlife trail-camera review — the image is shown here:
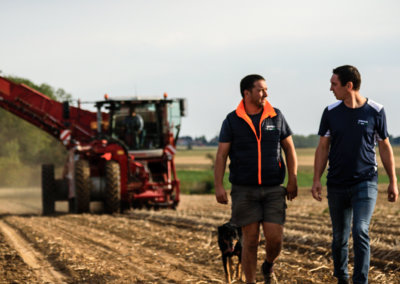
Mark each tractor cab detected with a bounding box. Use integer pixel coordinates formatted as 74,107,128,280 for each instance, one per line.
96,97,186,154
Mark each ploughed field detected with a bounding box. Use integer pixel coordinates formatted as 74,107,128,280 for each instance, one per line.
0,186,399,283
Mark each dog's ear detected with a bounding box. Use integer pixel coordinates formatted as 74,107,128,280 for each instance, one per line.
218,225,223,235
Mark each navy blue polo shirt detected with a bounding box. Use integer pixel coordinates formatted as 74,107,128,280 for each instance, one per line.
318,99,389,186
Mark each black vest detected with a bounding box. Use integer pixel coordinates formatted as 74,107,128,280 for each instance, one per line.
226,109,286,186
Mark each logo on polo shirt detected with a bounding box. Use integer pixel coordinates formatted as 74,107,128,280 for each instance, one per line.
266,125,277,131
358,119,369,126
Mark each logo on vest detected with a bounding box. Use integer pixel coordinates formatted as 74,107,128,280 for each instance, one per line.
357,119,369,126
266,125,277,131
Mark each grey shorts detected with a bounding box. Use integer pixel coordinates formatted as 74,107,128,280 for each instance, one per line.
230,184,287,227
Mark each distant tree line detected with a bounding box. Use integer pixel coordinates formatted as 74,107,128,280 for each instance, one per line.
0,76,71,186
178,134,400,148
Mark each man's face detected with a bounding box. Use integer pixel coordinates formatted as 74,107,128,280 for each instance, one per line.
247,80,268,108
330,74,347,100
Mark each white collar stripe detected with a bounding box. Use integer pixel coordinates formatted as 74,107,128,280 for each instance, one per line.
327,101,342,111
367,99,383,112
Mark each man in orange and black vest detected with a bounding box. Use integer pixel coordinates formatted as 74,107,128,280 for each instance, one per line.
214,74,298,284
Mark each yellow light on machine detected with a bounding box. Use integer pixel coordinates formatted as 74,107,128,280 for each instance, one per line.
90,121,109,130
90,121,97,130
117,150,124,155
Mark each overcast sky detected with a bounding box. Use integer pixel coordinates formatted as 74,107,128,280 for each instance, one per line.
1,0,399,139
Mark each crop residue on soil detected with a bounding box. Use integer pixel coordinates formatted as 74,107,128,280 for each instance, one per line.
0,187,399,283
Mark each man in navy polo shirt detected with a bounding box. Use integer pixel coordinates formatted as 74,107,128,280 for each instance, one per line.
215,74,298,284
312,65,398,284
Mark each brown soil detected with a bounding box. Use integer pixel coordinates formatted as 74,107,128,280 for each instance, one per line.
0,186,399,283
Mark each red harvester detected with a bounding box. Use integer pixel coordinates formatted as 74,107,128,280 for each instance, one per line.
0,76,187,214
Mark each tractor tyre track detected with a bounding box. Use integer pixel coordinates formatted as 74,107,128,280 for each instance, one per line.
0,220,67,283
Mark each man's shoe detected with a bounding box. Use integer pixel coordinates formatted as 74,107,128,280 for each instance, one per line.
337,279,349,284
261,261,274,284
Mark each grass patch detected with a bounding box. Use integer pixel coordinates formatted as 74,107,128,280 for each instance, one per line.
177,169,228,194
177,167,324,194
286,171,327,188
176,146,217,157
176,167,398,194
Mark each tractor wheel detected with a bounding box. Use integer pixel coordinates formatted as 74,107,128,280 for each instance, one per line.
42,164,55,215
104,161,121,214
74,159,91,213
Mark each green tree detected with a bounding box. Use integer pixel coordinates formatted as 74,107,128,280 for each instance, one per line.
55,88,73,103
292,134,319,148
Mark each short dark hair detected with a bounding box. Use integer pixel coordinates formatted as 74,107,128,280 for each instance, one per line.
333,65,361,90
240,74,265,98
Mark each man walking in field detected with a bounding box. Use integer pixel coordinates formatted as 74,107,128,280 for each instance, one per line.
214,74,298,284
311,65,399,284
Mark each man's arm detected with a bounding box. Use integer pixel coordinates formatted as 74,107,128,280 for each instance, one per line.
214,142,231,204
378,138,399,202
311,136,330,201
281,136,298,201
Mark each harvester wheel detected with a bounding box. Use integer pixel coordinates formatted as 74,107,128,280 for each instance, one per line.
75,159,91,213
104,161,121,214
42,164,55,215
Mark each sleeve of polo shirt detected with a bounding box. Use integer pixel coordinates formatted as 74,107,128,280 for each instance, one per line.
318,108,330,137
218,117,233,142
375,108,389,140
280,113,293,140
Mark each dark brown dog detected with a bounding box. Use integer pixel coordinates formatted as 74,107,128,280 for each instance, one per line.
218,222,243,283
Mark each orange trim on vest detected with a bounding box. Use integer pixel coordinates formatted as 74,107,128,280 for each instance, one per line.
235,100,277,185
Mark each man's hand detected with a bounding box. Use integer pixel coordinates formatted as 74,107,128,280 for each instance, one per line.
387,183,399,202
214,142,230,205
311,180,323,201
281,136,298,202
215,185,228,204
286,179,298,201
312,137,329,202
378,139,398,202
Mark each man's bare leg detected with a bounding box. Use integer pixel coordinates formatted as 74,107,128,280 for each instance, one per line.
261,222,283,283
242,222,260,283
262,222,283,263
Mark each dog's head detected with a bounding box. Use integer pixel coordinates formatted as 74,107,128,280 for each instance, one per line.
218,223,241,253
